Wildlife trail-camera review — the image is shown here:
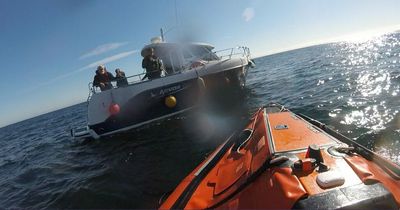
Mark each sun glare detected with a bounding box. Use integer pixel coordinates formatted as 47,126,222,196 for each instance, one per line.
333,25,400,43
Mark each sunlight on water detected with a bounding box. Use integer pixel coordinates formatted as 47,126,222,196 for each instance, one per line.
376,145,400,165
356,71,390,97
330,33,400,132
340,104,396,130
334,26,400,44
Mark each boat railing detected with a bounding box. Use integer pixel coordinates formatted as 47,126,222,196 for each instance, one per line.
87,70,180,100
213,46,252,60
87,71,149,100
179,46,252,71
86,46,252,100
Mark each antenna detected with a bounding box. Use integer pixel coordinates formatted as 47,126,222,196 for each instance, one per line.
174,0,179,26
160,28,165,42
159,0,179,42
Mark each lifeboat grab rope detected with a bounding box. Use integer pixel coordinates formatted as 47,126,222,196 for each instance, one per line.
171,108,267,209
298,113,400,179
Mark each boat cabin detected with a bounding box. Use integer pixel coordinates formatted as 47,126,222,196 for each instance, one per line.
140,40,219,74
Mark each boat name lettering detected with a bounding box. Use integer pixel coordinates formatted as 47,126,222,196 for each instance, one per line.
160,85,182,95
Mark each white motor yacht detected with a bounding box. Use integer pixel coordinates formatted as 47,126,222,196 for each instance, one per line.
71,36,255,139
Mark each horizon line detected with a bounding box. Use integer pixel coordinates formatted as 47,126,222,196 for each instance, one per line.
253,24,400,59
2,25,400,128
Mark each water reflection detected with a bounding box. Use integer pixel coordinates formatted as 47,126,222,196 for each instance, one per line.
246,32,400,163
317,33,400,163
325,33,400,134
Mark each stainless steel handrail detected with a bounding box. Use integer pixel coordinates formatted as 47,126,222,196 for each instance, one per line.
87,70,171,96
86,46,252,98
213,46,251,60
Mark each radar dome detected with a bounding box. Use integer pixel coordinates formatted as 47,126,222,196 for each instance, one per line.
151,36,162,44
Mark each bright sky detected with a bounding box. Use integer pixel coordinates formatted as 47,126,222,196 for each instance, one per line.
1,0,400,127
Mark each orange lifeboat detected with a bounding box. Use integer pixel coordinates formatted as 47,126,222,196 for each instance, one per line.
159,103,400,209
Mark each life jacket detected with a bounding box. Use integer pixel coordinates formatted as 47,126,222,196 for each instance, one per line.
95,72,111,83
147,56,161,71
144,56,162,79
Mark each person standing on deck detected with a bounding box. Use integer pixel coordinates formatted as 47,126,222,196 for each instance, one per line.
115,68,128,87
141,48,164,80
93,65,115,91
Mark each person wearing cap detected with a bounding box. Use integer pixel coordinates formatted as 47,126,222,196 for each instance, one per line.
141,48,164,80
93,65,115,91
115,68,128,87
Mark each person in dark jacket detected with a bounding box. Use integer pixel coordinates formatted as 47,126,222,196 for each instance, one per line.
115,68,128,87
142,48,164,80
93,65,115,91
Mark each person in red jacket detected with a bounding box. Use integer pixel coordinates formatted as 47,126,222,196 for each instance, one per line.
93,65,115,91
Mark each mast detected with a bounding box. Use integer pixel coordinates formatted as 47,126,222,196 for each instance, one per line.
160,28,165,42
160,0,179,42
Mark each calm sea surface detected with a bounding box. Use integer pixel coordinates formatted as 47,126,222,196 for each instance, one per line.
1,32,400,208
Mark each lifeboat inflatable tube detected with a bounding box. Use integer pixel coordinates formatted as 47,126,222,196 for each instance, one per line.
159,103,400,209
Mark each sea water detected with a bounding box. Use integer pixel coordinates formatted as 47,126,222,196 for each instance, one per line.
1,32,399,208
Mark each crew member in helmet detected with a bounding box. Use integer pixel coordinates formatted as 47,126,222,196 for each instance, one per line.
93,65,115,91
142,48,164,80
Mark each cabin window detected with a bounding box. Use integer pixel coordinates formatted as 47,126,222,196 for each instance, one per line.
183,49,192,59
203,50,219,61
181,46,218,61
169,51,182,73
190,46,219,61
190,47,209,58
